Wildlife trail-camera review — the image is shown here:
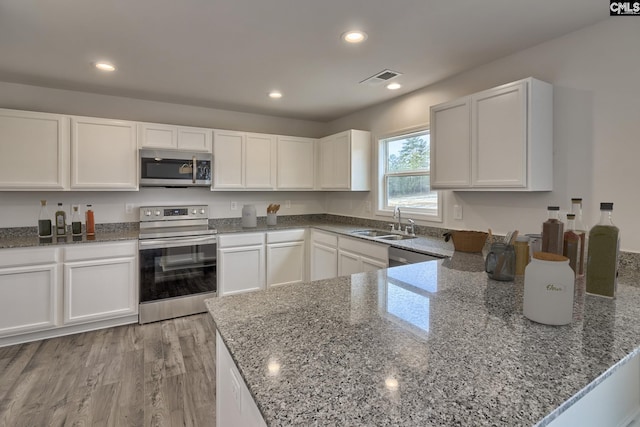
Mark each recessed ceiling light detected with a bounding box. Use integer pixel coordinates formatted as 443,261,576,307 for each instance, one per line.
342,31,367,44
386,82,402,90
95,62,116,72
269,91,283,99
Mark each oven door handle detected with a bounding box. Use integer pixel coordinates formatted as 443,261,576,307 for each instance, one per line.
192,156,197,184
139,235,217,250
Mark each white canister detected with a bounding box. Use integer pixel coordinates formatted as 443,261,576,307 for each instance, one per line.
241,204,257,228
523,252,575,325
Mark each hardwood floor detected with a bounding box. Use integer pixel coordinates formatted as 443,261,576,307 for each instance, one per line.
0,314,217,427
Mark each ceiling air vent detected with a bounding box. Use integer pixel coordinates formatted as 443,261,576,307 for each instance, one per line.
359,69,403,86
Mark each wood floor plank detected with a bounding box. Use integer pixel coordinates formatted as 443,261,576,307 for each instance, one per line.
0,314,217,427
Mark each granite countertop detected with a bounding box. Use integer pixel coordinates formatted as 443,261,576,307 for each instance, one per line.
206,255,640,426
0,227,140,249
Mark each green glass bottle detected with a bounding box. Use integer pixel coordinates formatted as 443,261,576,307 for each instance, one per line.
586,203,620,298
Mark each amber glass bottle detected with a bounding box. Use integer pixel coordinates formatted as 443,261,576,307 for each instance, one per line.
542,206,564,255
563,214,581,276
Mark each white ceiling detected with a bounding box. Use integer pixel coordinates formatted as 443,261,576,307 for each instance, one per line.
0,0,607,122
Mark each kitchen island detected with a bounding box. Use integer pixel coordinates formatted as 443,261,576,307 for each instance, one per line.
207,253,640,426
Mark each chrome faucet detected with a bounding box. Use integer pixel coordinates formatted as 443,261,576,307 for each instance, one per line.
393,206,401,232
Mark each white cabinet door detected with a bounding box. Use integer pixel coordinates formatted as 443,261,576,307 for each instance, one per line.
338,249,361,276
218,245,265,296
267,241,305,287
245,133,275,189
430,99,471,188
177,126,212,152
213,130,244,189
140,123,212,152
64,256,137,325
216,332,267,427
276,136,316,190
138,123,177,149
63,242,137,325
471,81,527,187
311,243,338,281
319,130,371,191
0,109,69,190
71,116,138,190
0,262,59,337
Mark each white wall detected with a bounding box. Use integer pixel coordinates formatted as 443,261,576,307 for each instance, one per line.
325,18,640,253
0,82,330,226
0,190,327,227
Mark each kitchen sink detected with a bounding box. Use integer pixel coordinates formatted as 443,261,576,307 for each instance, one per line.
376,234,417,241
351,229,417,241
351,229,391,237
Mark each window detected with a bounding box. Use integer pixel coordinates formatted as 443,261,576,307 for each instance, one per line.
378,128,440,220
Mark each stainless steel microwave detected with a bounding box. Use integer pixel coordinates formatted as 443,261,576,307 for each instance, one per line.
139,149,212,187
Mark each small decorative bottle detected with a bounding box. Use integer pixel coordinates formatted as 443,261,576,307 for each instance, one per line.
85,204,95,236
586,203,620,298
54,202,67,236
542,206,564,255
570,198,587,276
563,214,581,276
38,200,52,238
71,206,82,236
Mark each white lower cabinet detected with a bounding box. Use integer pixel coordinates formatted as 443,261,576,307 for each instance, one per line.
218,233,266,296
337,235,388,277
216,331,267,427
0,241,139,346
266,229,306,287
310,229,339,281
0,247,60,337
63,241,138,325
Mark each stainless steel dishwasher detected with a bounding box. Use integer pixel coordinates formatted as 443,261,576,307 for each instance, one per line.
388,246,444,267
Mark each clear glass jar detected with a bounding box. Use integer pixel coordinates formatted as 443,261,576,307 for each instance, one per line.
542,206,564,255
484,243,515,281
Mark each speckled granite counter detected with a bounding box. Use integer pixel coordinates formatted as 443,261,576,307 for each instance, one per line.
0,225,139,248
206,255,640,426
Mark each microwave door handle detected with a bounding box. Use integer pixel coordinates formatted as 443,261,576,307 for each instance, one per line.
192,156,197,184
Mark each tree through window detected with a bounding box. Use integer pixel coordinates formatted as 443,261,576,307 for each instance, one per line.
380,129,439,216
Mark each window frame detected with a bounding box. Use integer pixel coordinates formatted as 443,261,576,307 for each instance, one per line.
376,125,442,222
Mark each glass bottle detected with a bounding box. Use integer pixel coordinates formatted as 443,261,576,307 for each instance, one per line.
85,204,95,236
54,202,67,236
563,214,581,276
586,203,620,298
71,206,82,236
542,206,564,255
38,200,52,238
570,198,587,276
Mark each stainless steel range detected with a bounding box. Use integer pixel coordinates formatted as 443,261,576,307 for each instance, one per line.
138,205,217,324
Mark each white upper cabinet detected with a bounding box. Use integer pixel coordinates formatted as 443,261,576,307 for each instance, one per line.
0,109,69,190
139,122,212,152
430,77,553,191
277,135,316,190
430,99,471,188
319,130,371,191
212,130,275,190
71,116,138,190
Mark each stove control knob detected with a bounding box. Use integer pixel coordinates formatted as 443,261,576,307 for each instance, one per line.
192,209,197,215
144,210,151,216
199,208,206,215
154,210,161,216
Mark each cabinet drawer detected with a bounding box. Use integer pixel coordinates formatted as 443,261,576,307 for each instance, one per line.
267,229,306,244
338,236,388,261
218,232,265,248
64,241,137,261
311,230,338,248
0,247,58,268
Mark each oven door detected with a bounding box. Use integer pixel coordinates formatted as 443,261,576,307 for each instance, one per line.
138,235,217,323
